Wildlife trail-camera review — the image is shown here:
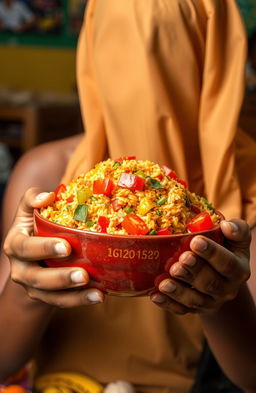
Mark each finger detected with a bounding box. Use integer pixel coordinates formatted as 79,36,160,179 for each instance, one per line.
26,287,104,308
16,187,55,218
157,278,216,312
220,219,251,255
151,292,192,315
11,261,89,290
9,234,71,260
189,235,249,281
169,252,233,300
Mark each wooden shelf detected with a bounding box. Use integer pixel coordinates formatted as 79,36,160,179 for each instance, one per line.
0,98,82,153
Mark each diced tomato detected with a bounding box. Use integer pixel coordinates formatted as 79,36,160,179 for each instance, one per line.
178,179,187,188
161,165,178,179
66,195,74,203
157,228,172,236
115,156,136,163
186,212,214,233
111,198,125,212
122,213,149,235
118,173,145,191
97,216,110,233
93,178,115,196
54,184,66,201
157,173,164,180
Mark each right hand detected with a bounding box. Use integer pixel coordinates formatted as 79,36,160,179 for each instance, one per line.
3,187,104,308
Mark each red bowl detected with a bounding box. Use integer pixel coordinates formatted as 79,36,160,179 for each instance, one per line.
34,210,224,297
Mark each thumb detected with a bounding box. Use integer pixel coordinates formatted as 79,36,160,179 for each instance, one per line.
16,187,55,218
220,219,252,252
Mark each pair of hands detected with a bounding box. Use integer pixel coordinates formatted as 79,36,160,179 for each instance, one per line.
4,188,251,314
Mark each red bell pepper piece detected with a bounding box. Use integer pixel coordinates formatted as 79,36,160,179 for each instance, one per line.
66,195,74,203
186,212,214,233
54,184,66,201
122,213,149,235
93,178,115,196
178,179,187,188
161,165,178,180
118,173,145,191
115,156,136,163
157,228,172,236
97,216,110,233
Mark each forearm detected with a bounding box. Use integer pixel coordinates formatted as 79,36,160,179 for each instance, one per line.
0,278,54,381
200,283,256,391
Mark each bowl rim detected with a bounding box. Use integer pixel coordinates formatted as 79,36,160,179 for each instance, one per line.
34,209,225,240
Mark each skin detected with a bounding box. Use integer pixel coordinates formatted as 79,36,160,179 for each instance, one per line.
0,135,256,391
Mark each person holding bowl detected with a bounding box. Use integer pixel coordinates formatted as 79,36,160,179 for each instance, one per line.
0,1,256,392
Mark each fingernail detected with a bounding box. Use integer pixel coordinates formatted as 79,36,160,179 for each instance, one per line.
36,192,50,201
86,291,103,303
70,270,86,284
160,280,176,293
228,221,239,234
54,243,68,256
192,237,208,252
173,267,190,279
180,253,197,267
152,294,166,304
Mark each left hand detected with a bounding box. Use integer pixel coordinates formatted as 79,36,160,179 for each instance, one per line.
151,219,251,314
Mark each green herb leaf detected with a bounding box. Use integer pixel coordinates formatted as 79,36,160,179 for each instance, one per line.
86,220,94,227
74,204,88,222
155,210,162,216
90,195,98,201
113,161,121,169
125,207,133,214
148,230,157,235
156,196,167,206
185,195,191,208
203,198,214,210
147,176,164,189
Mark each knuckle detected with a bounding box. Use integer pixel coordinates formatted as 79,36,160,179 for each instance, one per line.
28,274,41,289
10,264,23,285
242,266,251,282
224,288,238,302
26,287,40,302
55,299,67,309
172,305,189,315
188,298,206,309
205,277,221,295
43,239,56,256
221,256,236,277
10,271,21,285
3,238,13,257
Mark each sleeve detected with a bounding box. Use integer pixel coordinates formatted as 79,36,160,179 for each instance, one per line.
198,0,256,225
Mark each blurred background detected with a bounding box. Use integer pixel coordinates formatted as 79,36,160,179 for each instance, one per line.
0,0,255,220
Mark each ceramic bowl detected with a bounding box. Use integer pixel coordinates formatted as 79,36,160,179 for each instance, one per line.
34,210,224,297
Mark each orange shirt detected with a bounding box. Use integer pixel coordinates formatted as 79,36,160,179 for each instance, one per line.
35,1,256,392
